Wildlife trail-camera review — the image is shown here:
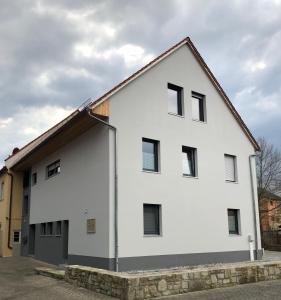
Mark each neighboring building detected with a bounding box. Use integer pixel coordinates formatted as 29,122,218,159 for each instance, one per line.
259,190,281,232
0,166,23,257
5,37,262,271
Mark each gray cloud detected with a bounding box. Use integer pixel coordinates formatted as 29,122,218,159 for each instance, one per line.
0,0,281,164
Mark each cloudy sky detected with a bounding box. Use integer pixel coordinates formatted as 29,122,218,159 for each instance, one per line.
0,0,280,165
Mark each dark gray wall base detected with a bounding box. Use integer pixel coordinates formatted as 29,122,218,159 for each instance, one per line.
68,255,115,271
67,250,264,272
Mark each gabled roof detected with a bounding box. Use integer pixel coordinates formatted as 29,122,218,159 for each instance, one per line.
5,37,260,169
90,37,260,151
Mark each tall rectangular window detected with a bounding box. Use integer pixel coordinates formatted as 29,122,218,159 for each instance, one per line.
192,92,205,122
46,222,53,235
40,223,46,236
228,209,240,235
32,173,37,185
143,204,160,235
167,83,183,116
56,221,62,236
182,146,197,177
142,138,159,172
46,160,61,179
224,154,237,182
0,181,4,200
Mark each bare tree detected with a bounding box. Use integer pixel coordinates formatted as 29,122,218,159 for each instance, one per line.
256,137,281,222
256,137,281,199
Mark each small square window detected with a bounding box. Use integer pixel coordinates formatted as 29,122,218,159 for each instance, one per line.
228,209,240,235
224,154,237,182
142,138,159,172
192,92,205,122
167,83,183,116
46,160,61,179
182,146,197,177
32,173,37,185
143,204,161,235
13,231,21,243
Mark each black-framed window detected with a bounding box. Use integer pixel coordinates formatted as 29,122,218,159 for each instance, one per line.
143,204,160,235
228,209,240,235
167,83,183,116
0,181,4,201
182,146,197,177
40,223,46,236
46,160,61,179
46,222,53,235
224,154,237,182
142,138,159,172
192,92,205,122
56,221,62,236
32,173,37,186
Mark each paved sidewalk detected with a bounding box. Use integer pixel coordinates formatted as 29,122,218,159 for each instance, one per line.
263,250,281,261
0,256,114,300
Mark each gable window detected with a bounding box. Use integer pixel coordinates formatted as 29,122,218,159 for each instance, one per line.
192,92,205,122
46,160,61,179
224,154,237,182
142,138,159,172
228,209,240,235
143,204,161,235
167,83,183,116
182,146,197,177
13,231,21,243
32,173,37,186
0,181,4,201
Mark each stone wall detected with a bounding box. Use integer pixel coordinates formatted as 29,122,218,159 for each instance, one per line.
65,261,281,300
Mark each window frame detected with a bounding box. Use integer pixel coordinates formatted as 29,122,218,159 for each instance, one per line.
191,91,206,122
13,231,21,244
142,138,160,173
46,160,61,179
46,222,53,236
182,146,197,177
40,223,46,236
56,221,62,236
143,204,161,236
224,154,238,183
167,83,184,117
227,209,241,235
32,172,37,186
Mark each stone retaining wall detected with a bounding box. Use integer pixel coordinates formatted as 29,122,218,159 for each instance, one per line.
65,261,281,299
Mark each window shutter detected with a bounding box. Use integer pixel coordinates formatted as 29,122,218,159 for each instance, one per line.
225,155,235,181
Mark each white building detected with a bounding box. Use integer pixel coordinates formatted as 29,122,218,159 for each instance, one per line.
5,37,261,271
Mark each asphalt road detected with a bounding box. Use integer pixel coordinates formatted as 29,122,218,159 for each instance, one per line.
1,255,281,299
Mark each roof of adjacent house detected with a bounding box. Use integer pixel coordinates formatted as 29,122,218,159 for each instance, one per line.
260,189,281,201
5,37,260,169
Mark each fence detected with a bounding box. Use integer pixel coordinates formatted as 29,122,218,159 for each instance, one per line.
262,231,281,251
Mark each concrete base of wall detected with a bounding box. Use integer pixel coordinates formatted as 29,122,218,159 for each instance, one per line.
67,250,263,271
65,260,281,300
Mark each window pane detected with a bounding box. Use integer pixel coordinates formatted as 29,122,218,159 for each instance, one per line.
228,209,239,234
167,84,183,115
144,204,160,235
142,140,158,171
225,155,236,181
182,147,196,176
192,97,200,121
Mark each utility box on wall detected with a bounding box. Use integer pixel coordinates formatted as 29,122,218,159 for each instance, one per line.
87,219,96,234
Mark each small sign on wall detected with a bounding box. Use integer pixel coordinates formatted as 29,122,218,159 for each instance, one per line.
87,219,96,234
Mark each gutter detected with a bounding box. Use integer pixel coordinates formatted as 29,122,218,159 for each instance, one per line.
86,108,119,272
249,154,259,259
7,171,14,250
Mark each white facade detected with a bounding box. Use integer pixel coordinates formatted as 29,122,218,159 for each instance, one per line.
15,41,261,270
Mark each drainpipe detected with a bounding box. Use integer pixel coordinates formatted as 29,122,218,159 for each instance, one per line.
7,171,14,250
86,108,119,272
249,154,259,260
